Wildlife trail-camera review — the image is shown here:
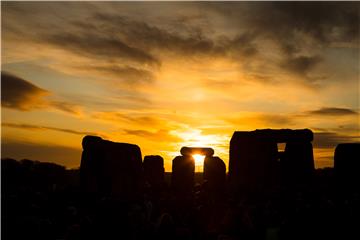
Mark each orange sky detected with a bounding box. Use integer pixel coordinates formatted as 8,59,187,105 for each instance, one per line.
1,2,359,171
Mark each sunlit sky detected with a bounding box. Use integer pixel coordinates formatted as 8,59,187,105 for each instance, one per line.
1,2,359,171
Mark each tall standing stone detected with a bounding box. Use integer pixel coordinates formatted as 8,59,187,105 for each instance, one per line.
80,136,103,193
334,143,360,185
203,156,226,195
281,141,314,182
171,155,195,194
143,155,165,191
229,132,278,192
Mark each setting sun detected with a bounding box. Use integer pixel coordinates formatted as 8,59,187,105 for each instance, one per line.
192,154,205,167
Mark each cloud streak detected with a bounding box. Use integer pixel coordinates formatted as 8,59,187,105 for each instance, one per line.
2,122,104,137
45,32,160,67
76,65,155,86
226,112,294,128
313,131,360,149
307,107,358,116
122,129,182,143
92,112,163,126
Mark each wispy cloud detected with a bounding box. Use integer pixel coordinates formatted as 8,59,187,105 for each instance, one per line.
122,129,182,143
226,112,294,128
46,32,160,67
313,131,360,149
75,65,155,86
2,122,104,137
93,112,164,126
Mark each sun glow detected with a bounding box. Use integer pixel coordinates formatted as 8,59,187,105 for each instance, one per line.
172,129,226,147
192,154,205,167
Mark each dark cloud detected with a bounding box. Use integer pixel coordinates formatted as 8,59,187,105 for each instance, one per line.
313,132,360,149
1,72,82,114
281,55,322,76
2,2,358,87
121,2,358,83
81,65,155,85
81,13,259,60
272,2,359,45
93,13,215,55
242,2,359,52
7,10,255,76
260,3,359,77
208,2,359,81
308,107,358,116
1,140,81,168
2,122,104,137
1,71,49,110
224,33,259,58
45,32,160,67
208,2,358,45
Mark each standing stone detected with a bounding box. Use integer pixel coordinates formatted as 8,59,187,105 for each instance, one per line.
80,136,103,193
171,155,195,194
229,131,278,193
281,141,314,182
203,156,226,195
143,155,165,191
80,135,143,199
334,143,360,185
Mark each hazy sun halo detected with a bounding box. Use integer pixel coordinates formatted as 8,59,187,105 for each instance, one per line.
192,154,205,166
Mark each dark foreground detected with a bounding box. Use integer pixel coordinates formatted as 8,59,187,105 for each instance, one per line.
2,158,360,240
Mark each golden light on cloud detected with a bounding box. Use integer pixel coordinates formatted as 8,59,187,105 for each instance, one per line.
172,129,223,147
1,2,358,171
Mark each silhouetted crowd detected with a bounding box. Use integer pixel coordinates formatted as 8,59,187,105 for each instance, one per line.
2,158,360,240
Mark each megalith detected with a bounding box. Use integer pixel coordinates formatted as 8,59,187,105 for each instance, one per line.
80,135,143,198
229,129,314,193
143,155,165,191
171,155,195,194
334,143,360,185
203,156,226,195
